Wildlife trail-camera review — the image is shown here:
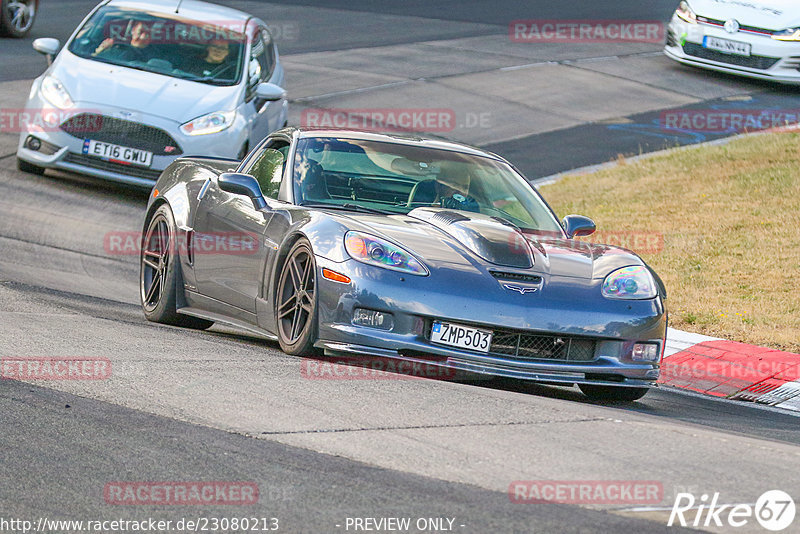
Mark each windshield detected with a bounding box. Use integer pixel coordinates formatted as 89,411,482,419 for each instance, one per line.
68,6,246,86
292,137,564,234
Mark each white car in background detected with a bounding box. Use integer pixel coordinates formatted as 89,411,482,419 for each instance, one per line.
16,0,288,187
664,0,800,84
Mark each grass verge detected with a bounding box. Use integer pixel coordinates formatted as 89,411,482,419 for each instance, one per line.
539,131,800,353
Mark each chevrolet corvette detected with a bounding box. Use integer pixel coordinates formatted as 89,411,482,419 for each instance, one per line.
140,128,667,401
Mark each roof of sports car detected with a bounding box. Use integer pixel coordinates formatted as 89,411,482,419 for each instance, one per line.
280,127,503,160
108,0,253,22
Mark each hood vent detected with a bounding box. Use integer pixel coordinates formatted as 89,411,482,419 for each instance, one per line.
490,271,542,283
431,210,470,225
409,207,533,269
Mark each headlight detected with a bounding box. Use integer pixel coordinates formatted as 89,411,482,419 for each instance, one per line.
180,110,236,136
40,75,74,109
675,1,697,24
344,231,428,276
772,28,800,41
602,266,657,300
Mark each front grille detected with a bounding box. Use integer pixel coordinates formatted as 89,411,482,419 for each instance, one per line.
64,153,162,181
490,330,597,362
683,43,780,70
697,16,775,36
60,114,183,156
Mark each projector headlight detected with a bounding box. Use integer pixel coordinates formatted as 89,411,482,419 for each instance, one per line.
773,27,800,42
675,1,697,24
602,266,657,300
345,231,428,276
180,110,236,136
40,75,74,109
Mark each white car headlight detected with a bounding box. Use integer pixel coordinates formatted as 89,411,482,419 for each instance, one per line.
40,75,74,109
772,27,800,41
180,110,236,136
675,1,697,24
602,266,657,300
344,231,428,276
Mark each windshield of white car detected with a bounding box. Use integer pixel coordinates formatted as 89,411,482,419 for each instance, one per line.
292,137,564,234
67,7,245,86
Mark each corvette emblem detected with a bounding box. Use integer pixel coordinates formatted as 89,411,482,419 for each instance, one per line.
724,19,740,34
502,283,538,295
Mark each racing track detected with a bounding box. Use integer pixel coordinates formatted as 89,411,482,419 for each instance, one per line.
2,2,800,532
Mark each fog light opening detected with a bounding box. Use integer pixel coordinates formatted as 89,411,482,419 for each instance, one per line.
352,308,393,330
26,136,42,151
632,343,659,362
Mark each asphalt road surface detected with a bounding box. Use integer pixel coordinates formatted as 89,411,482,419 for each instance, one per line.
1,1,800,533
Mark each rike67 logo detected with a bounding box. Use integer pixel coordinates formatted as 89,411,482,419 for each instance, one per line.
669,490,796,531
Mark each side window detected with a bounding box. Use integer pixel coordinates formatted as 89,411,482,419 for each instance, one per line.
247,27,275,91
245,144,287,199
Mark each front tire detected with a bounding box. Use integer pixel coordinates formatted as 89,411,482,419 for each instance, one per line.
579,384,650,402
0,0,37,38
276,239,318,355
17,157,45,175
140,204,213,330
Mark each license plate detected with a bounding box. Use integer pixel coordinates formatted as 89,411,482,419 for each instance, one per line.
703,36,751,57
430,321,493,353
82,140,153,167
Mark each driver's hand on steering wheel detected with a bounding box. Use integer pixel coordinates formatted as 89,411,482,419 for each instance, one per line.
94,38,115,55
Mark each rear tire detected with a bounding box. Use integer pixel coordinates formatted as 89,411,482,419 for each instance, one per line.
17,157,45,175
140,204,214,330
579,384,649,402
276,239,318,355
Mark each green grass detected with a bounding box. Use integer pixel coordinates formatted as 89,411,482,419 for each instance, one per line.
539,132,800,353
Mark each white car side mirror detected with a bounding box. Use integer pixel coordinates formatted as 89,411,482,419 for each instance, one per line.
33,38,60,65
255,82,286,102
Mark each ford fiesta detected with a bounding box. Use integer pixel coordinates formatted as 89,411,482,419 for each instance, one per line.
664,0,800,84
16,0,287,186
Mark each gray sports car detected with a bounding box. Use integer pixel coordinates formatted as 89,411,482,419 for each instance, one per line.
140,128,667,401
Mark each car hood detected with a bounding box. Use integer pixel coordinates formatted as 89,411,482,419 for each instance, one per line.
689,0,800,30
325,208,643,280
51,52,241,124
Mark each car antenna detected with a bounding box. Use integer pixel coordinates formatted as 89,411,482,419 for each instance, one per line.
175,0,184,13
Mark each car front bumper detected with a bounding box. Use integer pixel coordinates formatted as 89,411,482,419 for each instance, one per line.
313,257,666,387
664,15,800,84
15,90,250,187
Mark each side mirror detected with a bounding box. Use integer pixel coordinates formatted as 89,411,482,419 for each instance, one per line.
255,82,286,102
218,173,267,210
33,38,61,65
563,214,596,238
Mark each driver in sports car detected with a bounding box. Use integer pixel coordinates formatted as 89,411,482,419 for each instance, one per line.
432,163,480,212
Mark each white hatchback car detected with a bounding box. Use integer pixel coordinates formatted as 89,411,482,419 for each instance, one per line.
16,0,288,186
664,0,800,84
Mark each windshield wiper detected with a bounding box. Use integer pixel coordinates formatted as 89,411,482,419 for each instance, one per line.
301,203,393,215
